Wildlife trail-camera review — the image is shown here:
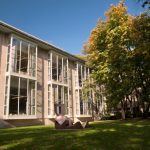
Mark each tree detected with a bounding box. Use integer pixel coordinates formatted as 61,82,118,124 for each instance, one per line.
137,0,150,9
84,1,150,119
84,1,132,119
82,77,107,119
131,13,150,117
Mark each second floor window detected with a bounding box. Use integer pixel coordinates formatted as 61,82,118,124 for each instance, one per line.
48,51,68,84
8,37,37,77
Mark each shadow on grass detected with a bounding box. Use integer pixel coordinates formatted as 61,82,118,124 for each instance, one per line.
0,120,150,150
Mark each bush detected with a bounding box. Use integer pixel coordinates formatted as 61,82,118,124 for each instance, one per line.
125,111,132,118
133,107,143,118
101,111,121,120
115,111,122,119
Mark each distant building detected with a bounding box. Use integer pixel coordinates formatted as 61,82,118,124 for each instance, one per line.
0,21,99,127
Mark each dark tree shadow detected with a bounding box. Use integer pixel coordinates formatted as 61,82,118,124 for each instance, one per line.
0,120,150,150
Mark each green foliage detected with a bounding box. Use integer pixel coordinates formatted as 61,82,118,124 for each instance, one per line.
74,55,87,61
137,0,150,9
131,13,150,111
84,1,150,119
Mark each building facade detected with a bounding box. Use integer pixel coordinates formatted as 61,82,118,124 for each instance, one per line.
0,21,95,126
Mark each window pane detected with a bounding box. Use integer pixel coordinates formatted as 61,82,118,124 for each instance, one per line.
58,85,63,104
64,87,68,114
78,64,82,87
19,78,27,115
20,42,28,74
79,90,83,115
29,45,36,77
11,38,20,73
58,57,62,82
9,76,19,115
63,59,67,84
28,80,36,115
75,90,79,115
52,55,57,81
52,84,57,103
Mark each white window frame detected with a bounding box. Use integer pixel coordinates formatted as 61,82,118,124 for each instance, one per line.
4,35,37,119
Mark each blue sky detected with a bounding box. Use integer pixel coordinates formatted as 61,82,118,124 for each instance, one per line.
0,0,146,55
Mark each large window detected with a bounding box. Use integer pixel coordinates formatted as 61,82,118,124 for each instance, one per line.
49,52,68,84
51,84,69,115
48,52,69,116
75,63,92,116
79,90,92,115
9,37,36,77
9,76,19,115
4,36,37,117
9,76,36,116
75,63,90,87
19,78,27,114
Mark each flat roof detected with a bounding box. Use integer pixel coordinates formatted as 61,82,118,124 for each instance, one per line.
0,20,85,63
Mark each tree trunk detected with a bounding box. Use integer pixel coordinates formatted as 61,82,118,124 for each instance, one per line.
129,100,133,118
121,107,126,120
143,102,150,118
121,100,126,120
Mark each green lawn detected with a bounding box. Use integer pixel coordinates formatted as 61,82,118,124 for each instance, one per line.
0,119,150,150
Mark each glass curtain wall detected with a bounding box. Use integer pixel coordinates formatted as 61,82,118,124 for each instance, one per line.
5,36,37,116
75,63,92,115
52,84,69,115
50,52,68,84
9,76,36,115
10,38,36,77
48,52,69,116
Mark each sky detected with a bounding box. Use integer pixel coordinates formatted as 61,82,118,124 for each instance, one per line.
0,0,146,55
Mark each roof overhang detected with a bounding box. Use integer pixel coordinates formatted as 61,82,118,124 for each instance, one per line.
0,21,85,63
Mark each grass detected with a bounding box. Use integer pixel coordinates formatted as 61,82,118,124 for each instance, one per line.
0,119,150,150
